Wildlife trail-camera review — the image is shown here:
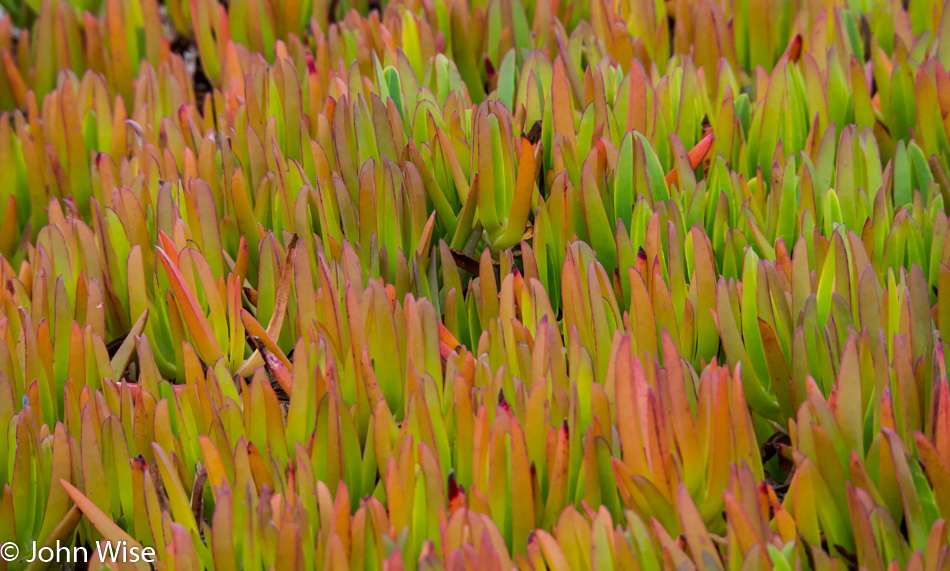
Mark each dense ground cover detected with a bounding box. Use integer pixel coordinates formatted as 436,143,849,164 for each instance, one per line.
0,0,950,568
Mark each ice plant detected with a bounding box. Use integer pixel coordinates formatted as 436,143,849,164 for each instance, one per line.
2,0,950,569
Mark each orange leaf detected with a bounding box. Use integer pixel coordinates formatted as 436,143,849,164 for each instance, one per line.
59,479,145,551
240,309,293,395
157,247,224,365
665,131,714,186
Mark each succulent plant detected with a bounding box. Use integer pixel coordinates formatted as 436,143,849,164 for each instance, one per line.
1,0,950,569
